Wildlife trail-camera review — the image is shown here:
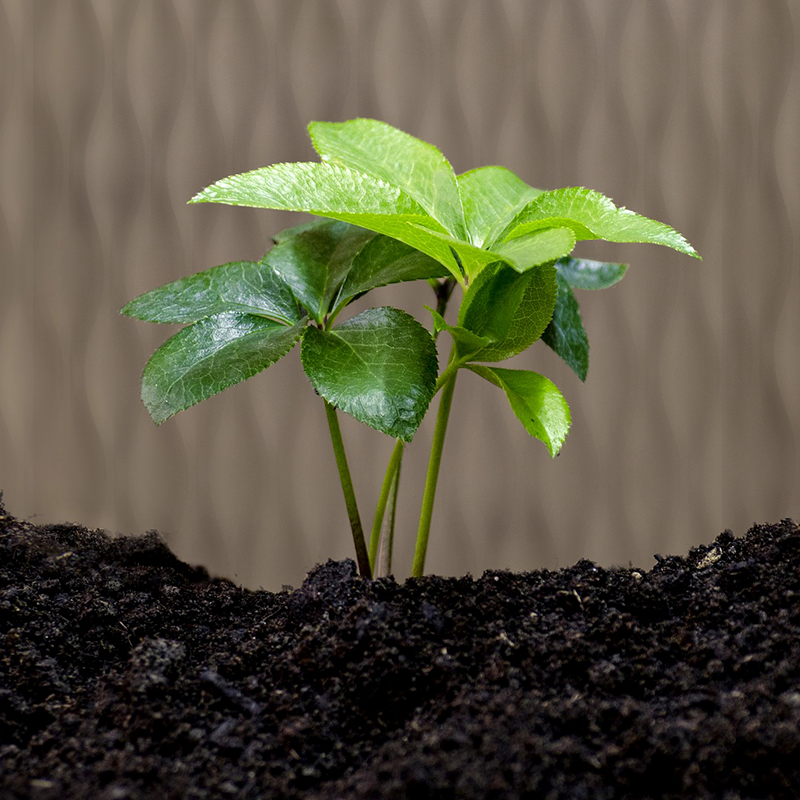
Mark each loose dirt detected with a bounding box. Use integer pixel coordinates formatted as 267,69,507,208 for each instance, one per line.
1,494,799,799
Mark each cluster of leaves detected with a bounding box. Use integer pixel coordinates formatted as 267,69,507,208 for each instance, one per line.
122,219,447,440
123,118,697,576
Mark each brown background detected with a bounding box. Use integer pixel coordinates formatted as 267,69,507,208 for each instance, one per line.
1,0,798,590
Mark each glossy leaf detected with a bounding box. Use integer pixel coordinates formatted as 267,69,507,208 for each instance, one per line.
458,166,543,248
141,314,306,424
309,118,467,240
301,307,438,441
191,161,426,218
542,270,589,381
458,263,557,362
265,219,375,323
468,365,571,457
557,256,628,290
192,161,484,282
121,260,301,325
501,187,700,258
191,160,573,284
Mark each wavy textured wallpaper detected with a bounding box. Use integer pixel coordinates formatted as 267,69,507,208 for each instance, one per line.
1,0,798,589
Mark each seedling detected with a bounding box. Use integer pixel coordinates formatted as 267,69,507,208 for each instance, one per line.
123,118,698,580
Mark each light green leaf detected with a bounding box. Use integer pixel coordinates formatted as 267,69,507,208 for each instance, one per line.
426,307,493,363
457,166,543,248
121,260,301,325
542,270,589,381
557,256,628,290
190,161,427,218
333,235,449,316
265,219,375,323
309,118,467,240
190,161,563,284
501,187,700,258
491,227,576,273
467,365,571,457
300,307,438,441
458,263,557,362
192,161,479,283
141,314,306,424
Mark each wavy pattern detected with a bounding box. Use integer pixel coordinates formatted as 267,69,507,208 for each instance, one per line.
0,0,797,589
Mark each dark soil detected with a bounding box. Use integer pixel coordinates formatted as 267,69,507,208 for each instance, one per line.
1,494,799,799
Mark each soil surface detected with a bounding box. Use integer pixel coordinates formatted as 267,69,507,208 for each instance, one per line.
1,495,799,799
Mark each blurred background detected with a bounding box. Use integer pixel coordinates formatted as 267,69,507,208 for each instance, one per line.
1,0,798,590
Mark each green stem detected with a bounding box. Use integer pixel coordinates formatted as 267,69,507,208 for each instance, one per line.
369,439,405,571
323,399,371,579
412,369,458,577
379,457,401,577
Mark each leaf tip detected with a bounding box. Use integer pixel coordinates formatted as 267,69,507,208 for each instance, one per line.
188,189,208,204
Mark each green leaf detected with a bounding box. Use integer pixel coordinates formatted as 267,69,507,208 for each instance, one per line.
300,307,438,441
191,161,484,283
458,262,557,362
265,219,375,323
141,314,306,424
457,166,543,248
541,270,589,381
309,118,467,240
556,256,628,290
426,307,493,363
500,187,700,258
191,160,427,218
121,260,301,325
467,365,571,457
333,235,449,316
190,161,568,284
491,227,576,273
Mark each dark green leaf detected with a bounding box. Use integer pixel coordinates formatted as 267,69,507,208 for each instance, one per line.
500,187,700,258
467,365,571,456
309,118,467,240
141,314,306,424
457,166,543,248
300,308,438,441
121,260,301,325
458,263,557,362
557,256,628,290
265,219,375,323
542,270,589,381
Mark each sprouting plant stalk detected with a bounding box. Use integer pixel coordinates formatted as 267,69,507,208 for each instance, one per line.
369,278,458,574
378,455,401,577
412,367,459,578
323,398,371,578
369,438,405,571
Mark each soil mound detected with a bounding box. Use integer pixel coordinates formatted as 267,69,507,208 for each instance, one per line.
1,495,799,799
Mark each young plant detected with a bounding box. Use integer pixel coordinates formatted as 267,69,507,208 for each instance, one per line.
124,118,698,579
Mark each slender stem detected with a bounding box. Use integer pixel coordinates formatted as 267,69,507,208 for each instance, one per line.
435,361,460,394
323,399,371,578
379,457,401,577
412,369,458,577
367,279,459,577
369,439,405,570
